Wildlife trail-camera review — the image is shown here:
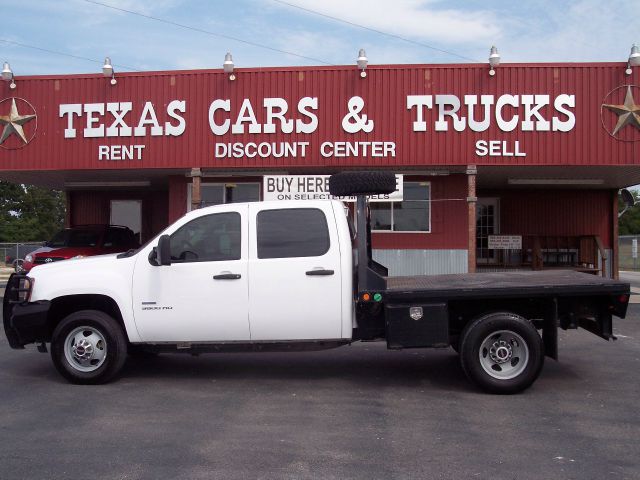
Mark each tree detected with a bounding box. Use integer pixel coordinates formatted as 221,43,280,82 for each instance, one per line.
619,190,640,235
0,181,65,242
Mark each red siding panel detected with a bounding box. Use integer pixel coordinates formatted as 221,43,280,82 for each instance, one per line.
168,176,188,223
1,63,638,172
372,175,468,250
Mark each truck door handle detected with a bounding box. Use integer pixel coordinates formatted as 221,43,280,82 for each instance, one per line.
306,269,334,276
213,273,241,280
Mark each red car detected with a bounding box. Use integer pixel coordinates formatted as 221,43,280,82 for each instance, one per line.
22,225,139,272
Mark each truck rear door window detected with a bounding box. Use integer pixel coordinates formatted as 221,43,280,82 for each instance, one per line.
257,208,330,259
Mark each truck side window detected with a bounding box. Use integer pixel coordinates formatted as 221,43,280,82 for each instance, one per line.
257,208,330,259
169,212,241,263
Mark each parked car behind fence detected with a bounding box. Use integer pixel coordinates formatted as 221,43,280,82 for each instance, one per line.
1,243,47,270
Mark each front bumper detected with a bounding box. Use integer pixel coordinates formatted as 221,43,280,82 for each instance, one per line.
2,274,51,349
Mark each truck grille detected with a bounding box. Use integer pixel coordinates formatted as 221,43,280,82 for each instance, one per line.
3,274,22,347
34,257,65,264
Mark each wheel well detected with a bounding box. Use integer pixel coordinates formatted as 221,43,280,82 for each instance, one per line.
46,295,126,340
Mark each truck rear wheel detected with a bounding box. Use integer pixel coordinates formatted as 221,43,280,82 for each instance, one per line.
329,171,397,197
459,312,544,394
51,310,127,384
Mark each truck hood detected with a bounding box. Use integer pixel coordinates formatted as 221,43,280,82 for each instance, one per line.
27,252,137,304
31,246,99,259
29,253,120,277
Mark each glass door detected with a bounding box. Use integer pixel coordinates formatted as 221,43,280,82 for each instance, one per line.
476,198,500,264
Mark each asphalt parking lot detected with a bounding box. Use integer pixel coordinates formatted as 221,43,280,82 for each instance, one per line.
1,304,639,480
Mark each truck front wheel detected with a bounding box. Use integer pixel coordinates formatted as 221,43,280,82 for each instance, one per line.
51,310,128,384
459,312,544,394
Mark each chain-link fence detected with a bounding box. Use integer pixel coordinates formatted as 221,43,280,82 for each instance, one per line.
619,235,640,271
0,242,46,268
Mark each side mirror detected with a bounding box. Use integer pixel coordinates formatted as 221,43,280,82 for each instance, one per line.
148,248,158,266
157,234,172,266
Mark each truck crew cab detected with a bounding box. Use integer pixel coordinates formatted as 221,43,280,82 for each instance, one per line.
3,172,631,393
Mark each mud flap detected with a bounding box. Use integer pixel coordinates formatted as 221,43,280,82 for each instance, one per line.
579,312,616,341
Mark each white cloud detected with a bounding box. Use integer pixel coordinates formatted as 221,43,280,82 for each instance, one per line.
273,0,501,45
270,30,345,65
491,0,640,62
4,0,640,76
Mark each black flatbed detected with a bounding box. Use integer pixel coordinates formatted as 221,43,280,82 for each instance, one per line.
385,270,630,301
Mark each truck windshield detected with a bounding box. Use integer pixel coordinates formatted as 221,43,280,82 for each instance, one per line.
48,229,101,248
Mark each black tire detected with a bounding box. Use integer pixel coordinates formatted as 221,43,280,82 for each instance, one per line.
450,334,460,354
459,312,544,394
51,310,128,384
329,171,397,197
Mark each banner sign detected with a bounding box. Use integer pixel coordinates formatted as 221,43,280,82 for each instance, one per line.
264,175,403,202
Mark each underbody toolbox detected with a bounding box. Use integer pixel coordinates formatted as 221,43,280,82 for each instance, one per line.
385,302,449,349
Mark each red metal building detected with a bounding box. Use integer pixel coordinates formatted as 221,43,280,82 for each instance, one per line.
1,61,639,277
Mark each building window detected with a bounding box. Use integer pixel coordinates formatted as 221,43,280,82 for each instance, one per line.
370,181,430,232
188,183,260,210
257,208,330,259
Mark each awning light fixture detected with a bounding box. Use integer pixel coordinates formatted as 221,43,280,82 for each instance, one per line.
626,44,640,75
489,46,500,76
224,52,236,81
102,57,117,85
357,48,368,78
2,61,16,89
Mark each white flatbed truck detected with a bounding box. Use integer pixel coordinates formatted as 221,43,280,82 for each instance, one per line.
3,172,631,393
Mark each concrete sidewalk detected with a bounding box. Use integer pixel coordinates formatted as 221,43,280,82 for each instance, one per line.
619,271,640,303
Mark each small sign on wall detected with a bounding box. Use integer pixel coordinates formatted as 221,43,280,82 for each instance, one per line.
488,235,522,250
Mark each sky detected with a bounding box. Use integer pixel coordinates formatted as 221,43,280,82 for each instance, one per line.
0,0,639,76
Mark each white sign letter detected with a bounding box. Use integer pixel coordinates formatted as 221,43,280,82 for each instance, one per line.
165,100,186,136
553,94,576,132
466,95,493,132
232,99,261,134
435,95,465,132
83,103,105,138
209,99,230,135
521,95,550,131
496,95,520,132
264,98,293,134
59,104,82,138
296,97,318,134
106,102,132,137
406,95,432,132
134,102,163,136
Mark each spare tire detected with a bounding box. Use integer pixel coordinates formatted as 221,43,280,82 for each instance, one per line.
329,171,397,197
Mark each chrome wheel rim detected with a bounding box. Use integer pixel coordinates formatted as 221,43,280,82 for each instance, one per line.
63,326,107,372
479,330,529,380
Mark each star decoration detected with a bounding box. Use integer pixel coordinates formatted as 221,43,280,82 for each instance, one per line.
0,98,36,145
603,86,640,136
